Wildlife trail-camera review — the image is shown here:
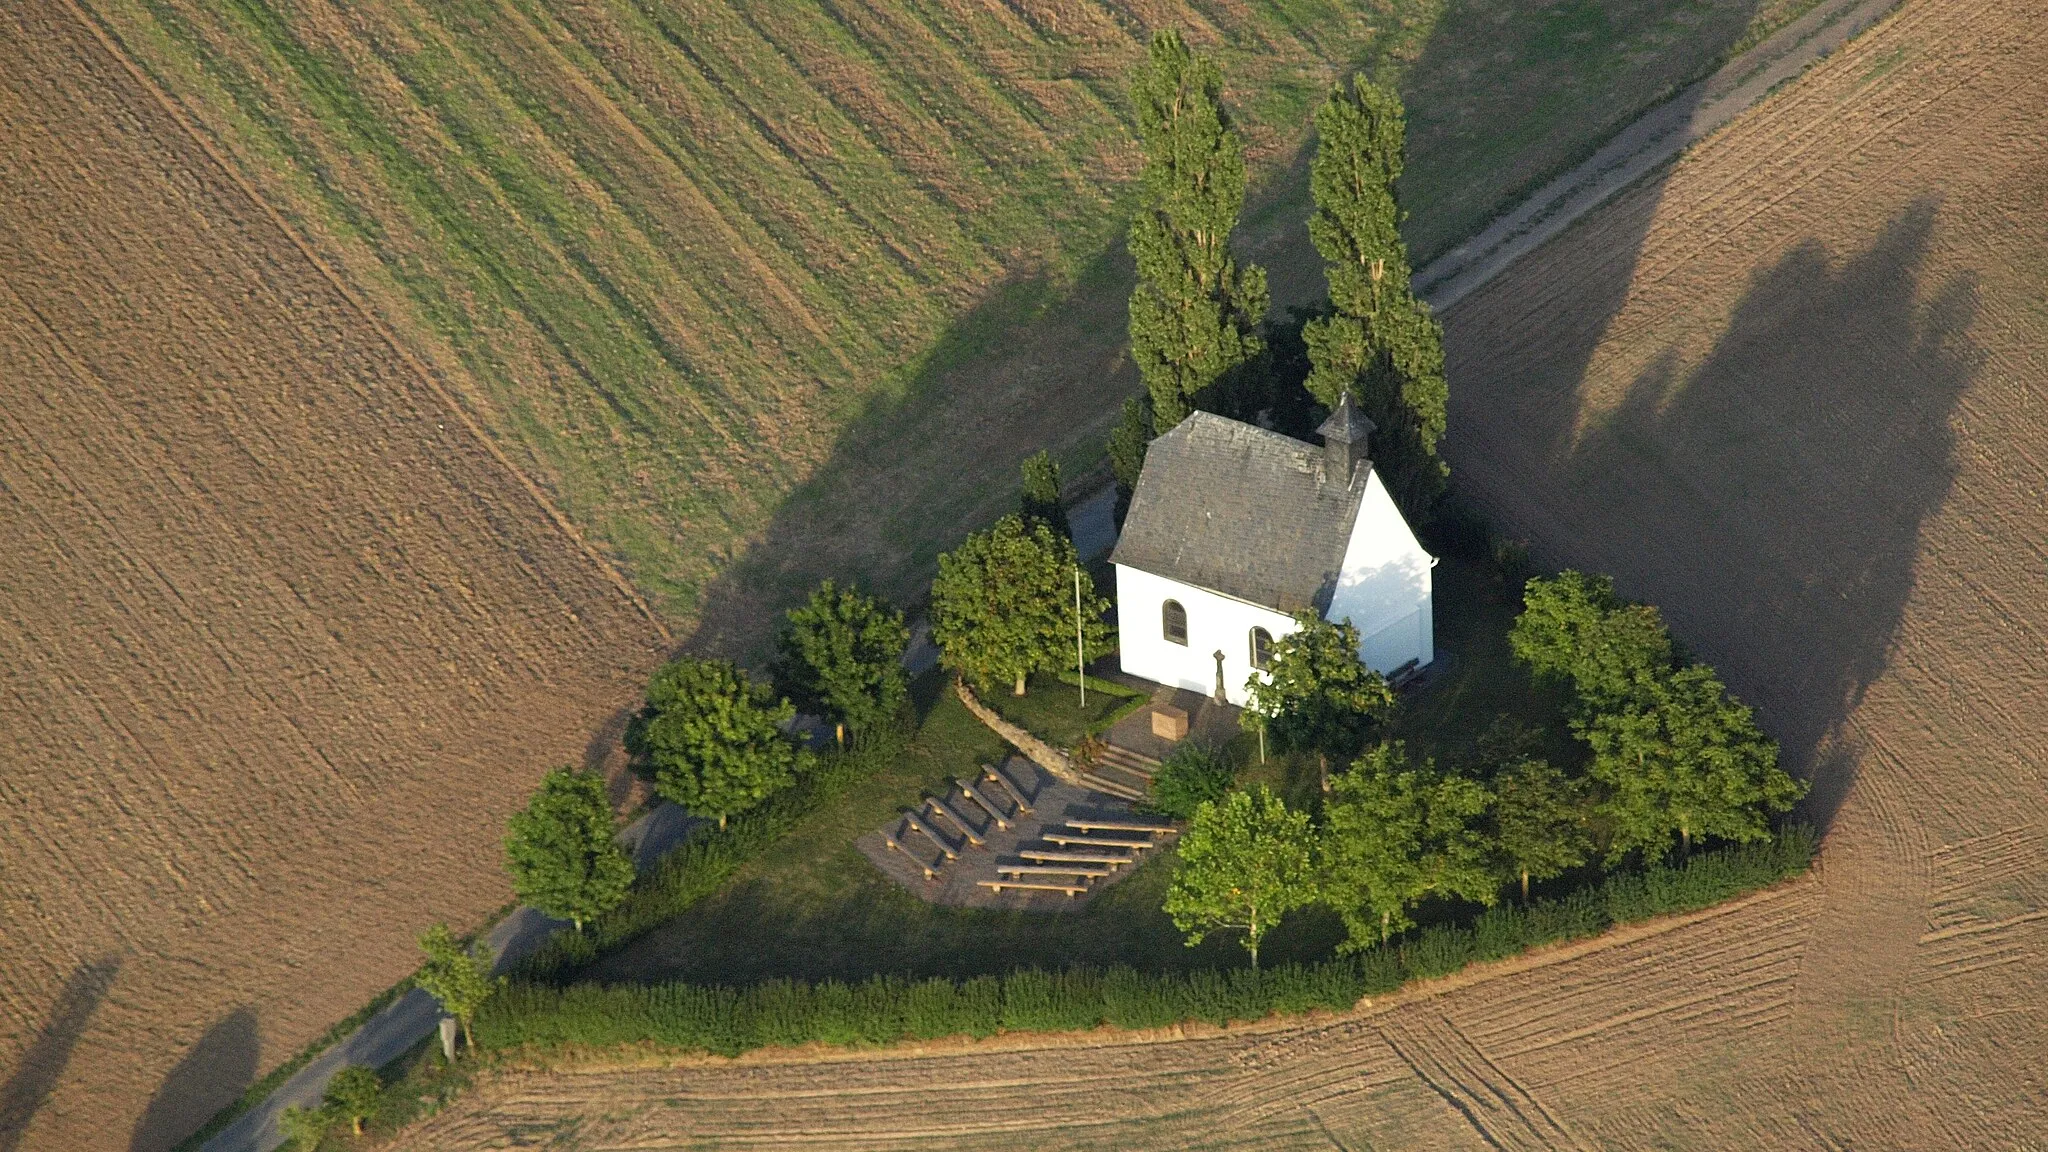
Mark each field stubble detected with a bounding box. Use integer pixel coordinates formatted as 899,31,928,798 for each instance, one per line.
385,0,2048,1145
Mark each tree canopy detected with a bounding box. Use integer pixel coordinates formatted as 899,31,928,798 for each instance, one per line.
1490,754,1589,900
504,767,635,932
774,580,910,743
1106,395,1152,525
1163,786,1320,968
1019,449,1071,539
1303,76,1446,516
1322,742,1495,948
930,513,1110,696
323,1065,383,1136
415,922,502,1055
1241,612,1393,779
1127,29,1268,433
639,657,803,828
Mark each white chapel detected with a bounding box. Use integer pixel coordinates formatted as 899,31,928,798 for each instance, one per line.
1108,395,1434,706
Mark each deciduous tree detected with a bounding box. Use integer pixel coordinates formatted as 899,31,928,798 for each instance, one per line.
1164,786,1319,968
1019,450,1071,539
1303,76,1447,516
1491,755,1589,901
1322,743,1494,947
504,767,634,932
416,922,502,1056
322,1064,383,1136
1127,30,1268,433
931,514,1111,696
1510,571,1673,708
1106,396,1152,526
774,580,910,744
277,1104,332,1151
1241,612,1393,788
639,657,803,828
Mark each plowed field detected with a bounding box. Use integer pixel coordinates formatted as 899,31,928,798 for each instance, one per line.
0,4,668,1150
383,0,2048,1145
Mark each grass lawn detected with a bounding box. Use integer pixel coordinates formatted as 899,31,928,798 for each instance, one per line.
591,552,1567,987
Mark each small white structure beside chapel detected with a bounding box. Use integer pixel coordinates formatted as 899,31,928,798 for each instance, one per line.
1109,396,1434,707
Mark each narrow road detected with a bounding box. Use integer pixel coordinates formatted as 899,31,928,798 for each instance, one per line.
1415,0,1901,311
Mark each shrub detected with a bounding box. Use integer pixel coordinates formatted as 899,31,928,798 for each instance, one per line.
1147,740,1236,819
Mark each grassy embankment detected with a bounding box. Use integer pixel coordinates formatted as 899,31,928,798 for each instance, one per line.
91,0,1820,644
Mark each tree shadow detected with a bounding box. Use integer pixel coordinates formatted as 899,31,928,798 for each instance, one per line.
1449,198,1979,836
127,1007,259,1152
0,957,119,1152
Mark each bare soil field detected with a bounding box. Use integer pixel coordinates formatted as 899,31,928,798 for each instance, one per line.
383,0,2048,1145
0,3,668,1149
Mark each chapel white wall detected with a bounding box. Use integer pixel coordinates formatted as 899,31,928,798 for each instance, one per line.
1326,469,1435,673
1115,564,1297,707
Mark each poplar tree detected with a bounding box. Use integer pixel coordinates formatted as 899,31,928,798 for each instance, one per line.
1303,76,1447,516
1127,30,1269,434
1106,396,1152,525
1019,450,1071,539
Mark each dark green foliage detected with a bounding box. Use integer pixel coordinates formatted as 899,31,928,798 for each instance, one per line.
1147,740,1237,819
1303,76,1447,517
774,581,911,745
1019,450,1071,539
1510,571,1673,709
1322,742,1495,949
1126,30,1268,432
1241,612,1394,775
504,767,634,932
1490,755,1590,901
515,742,895,981
322,1065,382,1136
930,514,1111,696
1106,395,1153,526
639,657,804,829
474,830,1812,1058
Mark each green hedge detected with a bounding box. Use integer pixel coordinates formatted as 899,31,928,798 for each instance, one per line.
516,741,894,981
481,827,1814,1054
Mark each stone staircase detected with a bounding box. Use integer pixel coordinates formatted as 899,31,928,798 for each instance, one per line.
1078,743,1159,802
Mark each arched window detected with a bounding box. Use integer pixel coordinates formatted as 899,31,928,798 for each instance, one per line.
1250,627,1274,670
1162,599,1188,646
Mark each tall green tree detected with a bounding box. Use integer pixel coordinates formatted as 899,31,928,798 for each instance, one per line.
1322,742,1495,947
1303,76,1447,516
322,1065,383,1136
504,767,635,932
1164,786,1319,968
1019,449,1071,539
1241,612,1393,787
639,657,802,828
1127,29,1269,433
1586,665,1803,861
1106,395,1153,526
1491,755,1589,901
1510,571,1673,708
774,580,910,744
931,514,1111,696
415,923,502,1056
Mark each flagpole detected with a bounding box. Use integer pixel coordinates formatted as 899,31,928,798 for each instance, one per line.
1074,564,1086,708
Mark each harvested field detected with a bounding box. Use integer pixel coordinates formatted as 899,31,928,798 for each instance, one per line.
382,0,2048,1145
0,3,668,1150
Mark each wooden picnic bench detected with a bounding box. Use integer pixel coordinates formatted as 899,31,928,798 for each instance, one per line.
953,778,1014,829
977,879,1087,897
882,833,939,880
1020,849,1132,869
981,764,1034,814
1066,819,1173,836
998,863,1112,879
923,797,986,846
901,810,960,859
1044,832,1155,850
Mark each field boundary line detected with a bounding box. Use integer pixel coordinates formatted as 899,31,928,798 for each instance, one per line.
60,0,672,644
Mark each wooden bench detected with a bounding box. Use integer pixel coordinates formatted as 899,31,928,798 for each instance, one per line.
1020,849,1132,869
1067,819,1174,836
1044,832,1156,850
923,798,986,846
981,765,1034,814
999,863,1111,879
953,778,1014,829
882,834,939,880
901,811,960,860
977,879,1087,897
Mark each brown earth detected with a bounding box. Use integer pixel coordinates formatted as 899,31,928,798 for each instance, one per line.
0,3,670,1150
382,0,2048,1145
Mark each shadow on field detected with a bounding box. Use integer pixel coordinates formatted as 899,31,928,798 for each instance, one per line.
1449,197,1978,837
0,957,119,1152
129,1007,258,1152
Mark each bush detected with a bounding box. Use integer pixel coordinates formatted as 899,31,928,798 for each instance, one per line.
1147,740,1237,819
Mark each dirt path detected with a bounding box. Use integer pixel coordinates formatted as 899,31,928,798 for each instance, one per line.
1414,0,1901,311
379,0,2048,1145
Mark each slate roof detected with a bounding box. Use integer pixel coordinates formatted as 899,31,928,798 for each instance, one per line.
1110,411,1366,613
